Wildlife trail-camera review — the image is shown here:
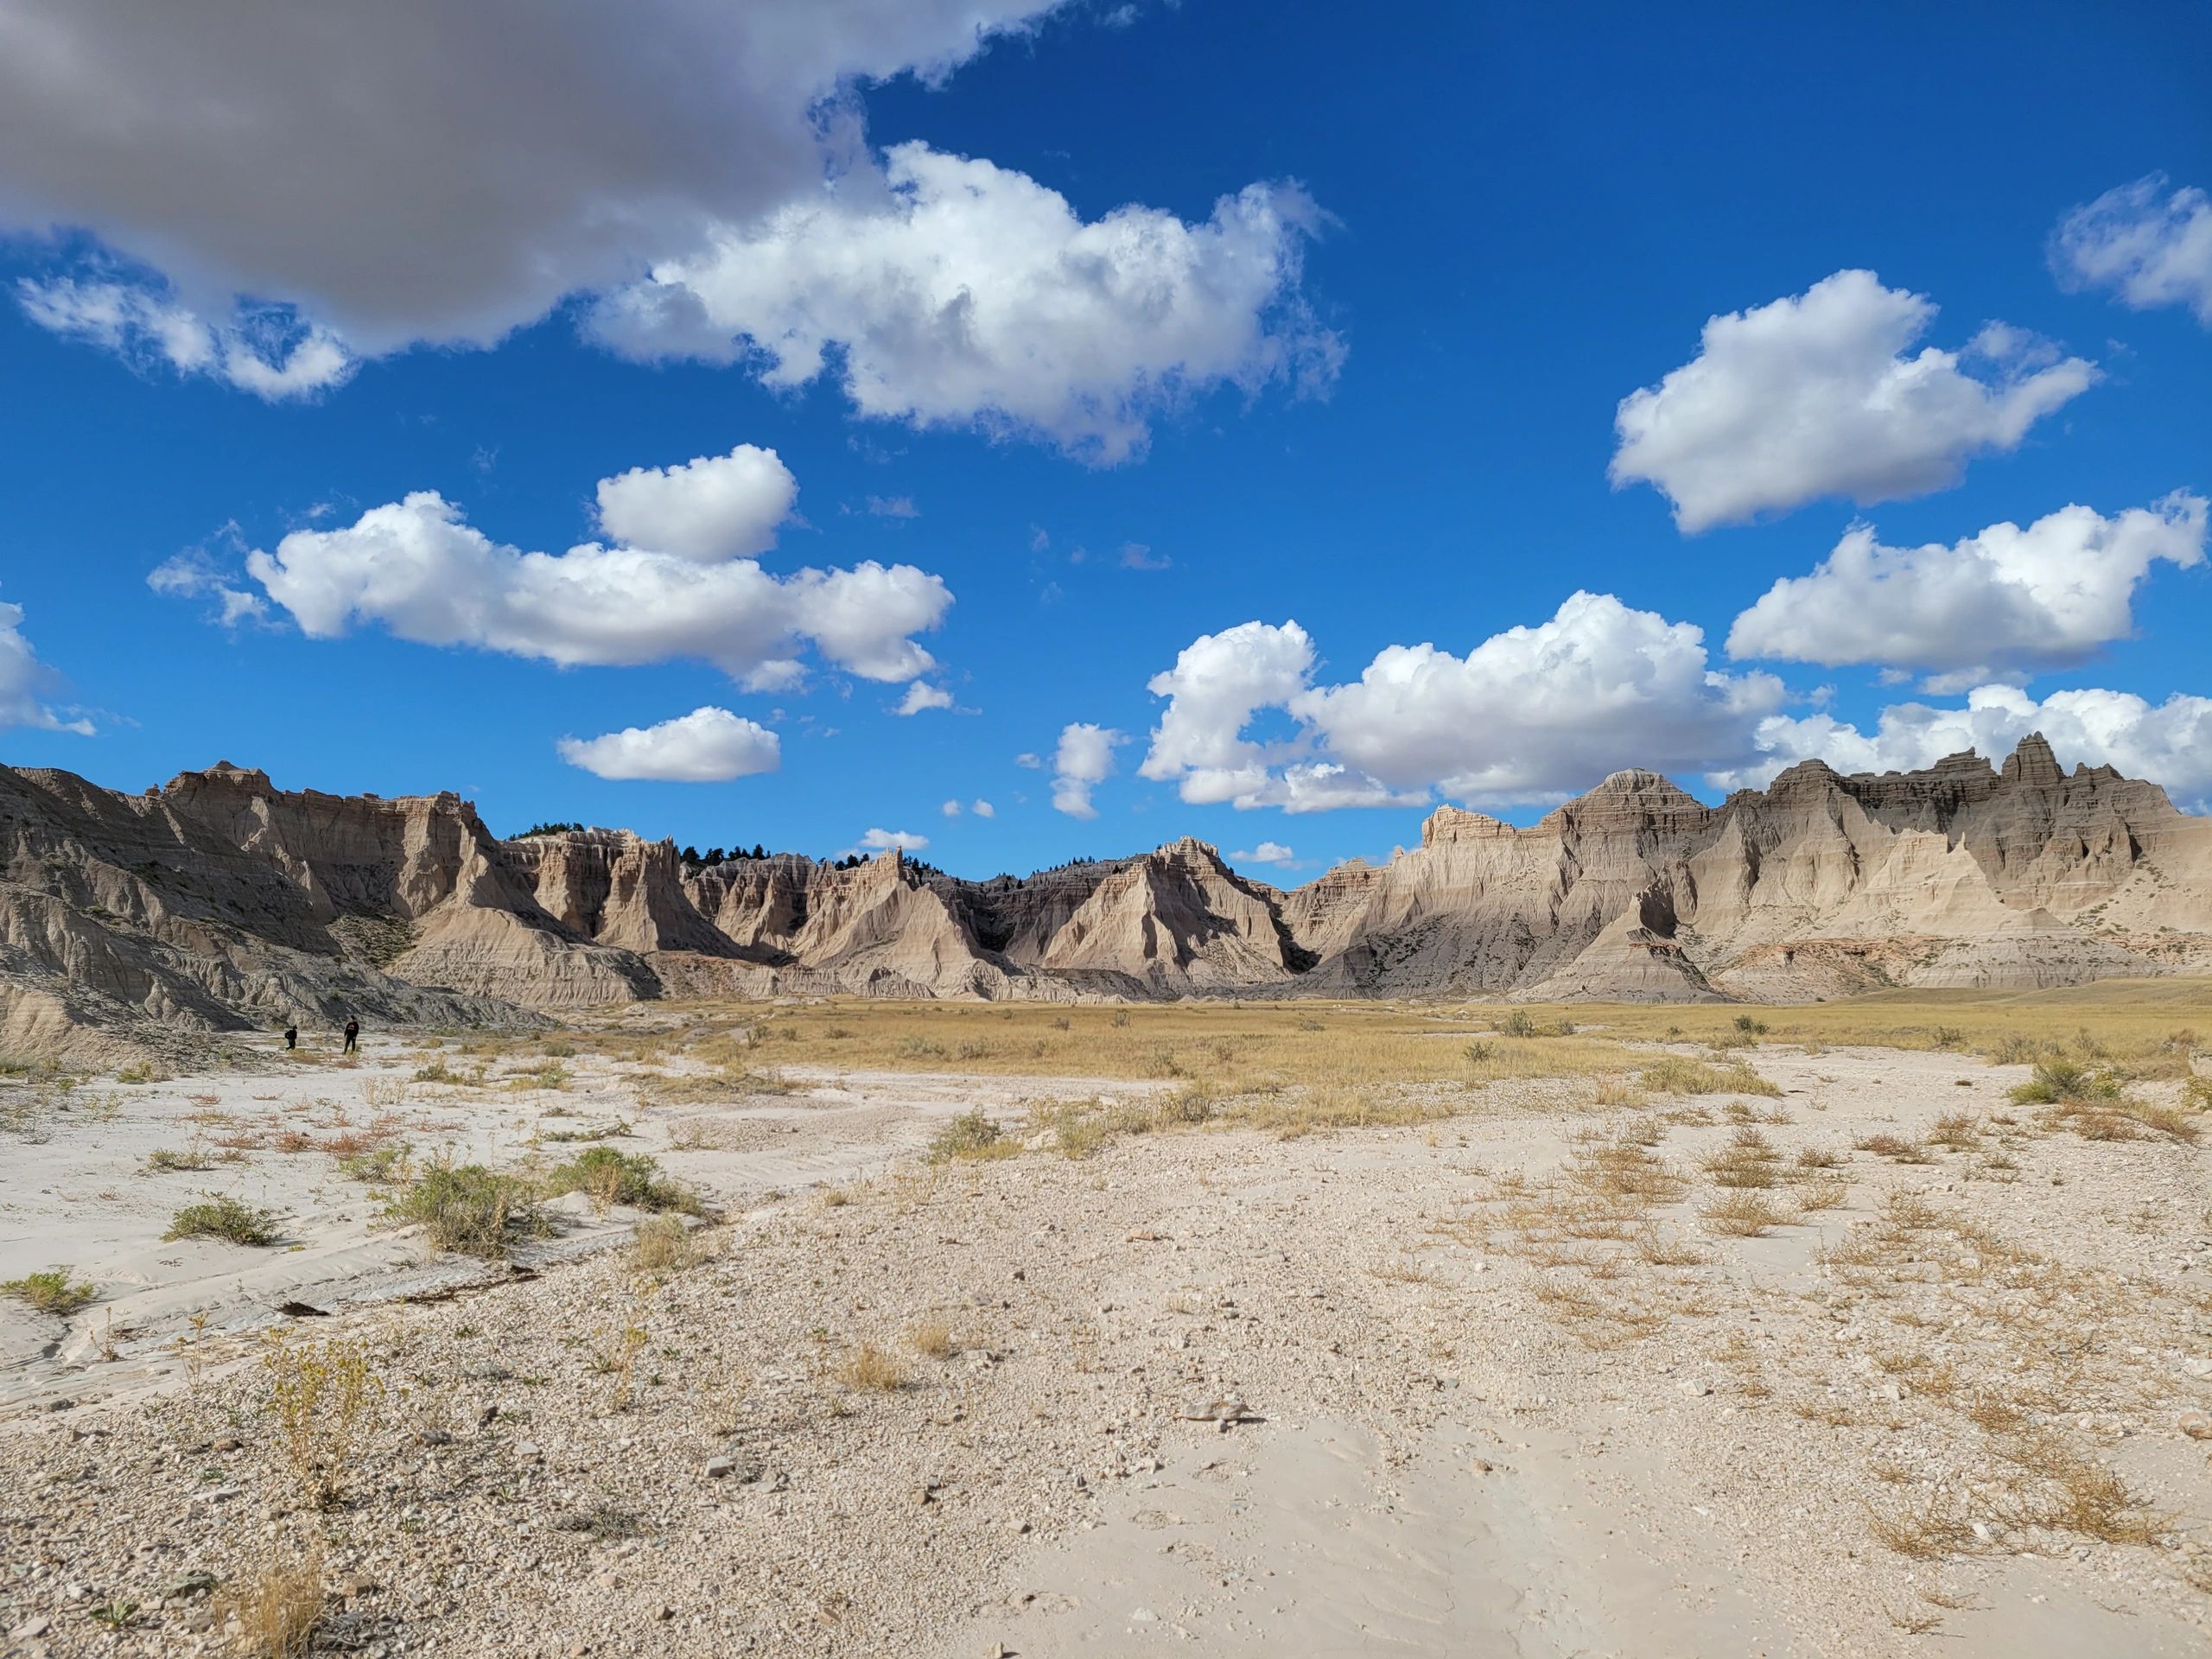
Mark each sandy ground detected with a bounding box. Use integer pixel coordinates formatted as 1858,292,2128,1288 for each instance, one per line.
1,1037,2207,1656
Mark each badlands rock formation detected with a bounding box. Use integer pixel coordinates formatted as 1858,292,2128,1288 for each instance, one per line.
3,735,2209,1057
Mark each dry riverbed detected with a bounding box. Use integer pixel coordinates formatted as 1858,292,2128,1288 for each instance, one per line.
1,1026,2208,1657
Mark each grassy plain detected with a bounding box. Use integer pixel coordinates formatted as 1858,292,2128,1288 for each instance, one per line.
556,977,2212,1090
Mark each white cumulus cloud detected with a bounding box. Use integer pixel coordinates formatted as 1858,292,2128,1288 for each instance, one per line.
591,143,1339,462
1611,270,2097,531
971,798,995,818
940,798,962,817
147,545,271,627
1715,683,2212,811
235,453,951,690
1296,593,1787,804
2052,174,2212,327
1052,722,1126,818
1,4,1335,446
1230,841,1294,866
594,445,797,562
1139,596,1785,810
17,278,353,399
896,681,956,715
557,707,780,782
1135,618,1421,812
1140,619,1316,787
1727,493,2207,689
855,827,929,853
0,599,92,734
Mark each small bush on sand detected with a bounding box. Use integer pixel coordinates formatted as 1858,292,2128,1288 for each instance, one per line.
926,1109,1016,1164
385,1159,540,1257
165,1194,283,1246
262,1333,385,1510
2009,1058,2119,1106
546,1147,700,1213
1701,1191,1791,1236
2,1267,96,1315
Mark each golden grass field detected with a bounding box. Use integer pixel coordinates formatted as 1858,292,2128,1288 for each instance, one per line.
549,977,2212,1088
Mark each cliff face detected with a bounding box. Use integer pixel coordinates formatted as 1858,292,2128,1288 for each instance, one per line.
4,734,2209,1058
0,763,568,1064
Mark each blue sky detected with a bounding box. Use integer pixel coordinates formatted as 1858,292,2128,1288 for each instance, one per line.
2,0,2209,878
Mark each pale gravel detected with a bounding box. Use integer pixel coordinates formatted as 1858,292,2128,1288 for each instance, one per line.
0,1044,2207,1656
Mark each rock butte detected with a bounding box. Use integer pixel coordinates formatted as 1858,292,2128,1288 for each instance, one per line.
5,732,2210,1062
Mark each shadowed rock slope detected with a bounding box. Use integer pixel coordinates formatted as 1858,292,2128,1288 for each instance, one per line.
4,736,2209,1058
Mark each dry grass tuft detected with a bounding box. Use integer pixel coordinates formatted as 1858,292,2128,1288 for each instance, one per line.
629,1215,694,1274
1994,1433,2175,1547
1927,1110,1981,1148
1789,1173,1852,1211
1370,1255,1440,1285
1700,1191,1791,1236
1701,1127,1783,1187
1854,1132,1933,1163
2037,1096,2198,1142
218,1541,323,1658
835,1342,911,1392
642,1068,791,1107
1639,1057,1782,1098
1867,1491,1986,1559
906,1317,956,1359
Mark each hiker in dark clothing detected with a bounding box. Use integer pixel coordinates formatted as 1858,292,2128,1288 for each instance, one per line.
283,1020,298,1051
342,1017,359,1055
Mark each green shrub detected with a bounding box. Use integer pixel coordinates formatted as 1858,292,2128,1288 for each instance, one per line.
3,1267,96,1314
2009,1058,2120,1106
165,1194,283,1245
385,1159,540,1256
1030,1098,1109,1159
925,1109,1016,1164
544,1147,699,1212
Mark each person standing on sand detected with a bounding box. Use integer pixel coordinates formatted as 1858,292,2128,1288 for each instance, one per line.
284,1020,298,1051
343,1016,359,1054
